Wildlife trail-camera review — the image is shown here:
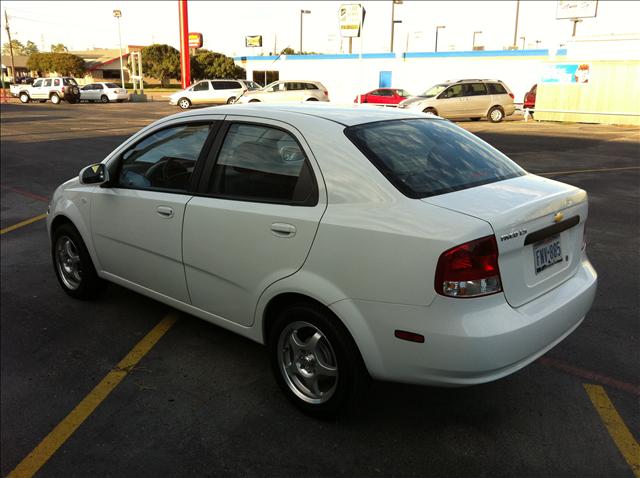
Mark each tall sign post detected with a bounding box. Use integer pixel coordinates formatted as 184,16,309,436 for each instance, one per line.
112,10,125,88
339,4,365,103
245,35,263,85
556,1,598,37
178,0,190,89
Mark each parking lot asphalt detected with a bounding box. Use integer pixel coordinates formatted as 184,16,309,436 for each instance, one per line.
1,102,638,478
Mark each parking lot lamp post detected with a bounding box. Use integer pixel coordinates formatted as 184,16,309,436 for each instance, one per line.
390,0,403,53
113,9,125,88
435,25,445,52
299,10,311,53
520,36,526,50
472,30,482,50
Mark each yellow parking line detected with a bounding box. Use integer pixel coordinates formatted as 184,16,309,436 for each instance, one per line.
584,384,640,477
540,166,640,176
0,213,47,235
7,313,179,478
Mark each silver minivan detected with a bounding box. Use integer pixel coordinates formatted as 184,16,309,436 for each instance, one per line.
398,79,515,122
169,79,261,109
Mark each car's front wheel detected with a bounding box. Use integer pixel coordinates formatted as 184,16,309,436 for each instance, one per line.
178,97,191,109
269,303,366,418
19,92,30,103
423,107,437,115
52,223,102,300
226,96,236,104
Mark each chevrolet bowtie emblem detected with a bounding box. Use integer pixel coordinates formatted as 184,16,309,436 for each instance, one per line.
554,212,564,223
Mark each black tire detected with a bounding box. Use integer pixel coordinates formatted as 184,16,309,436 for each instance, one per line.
177,97,191,109
50,93,61,105
19,92,30,103
226,96,236,104
268,302,367,418
100,95,109,103
423,107,437,115
306,97,319,101
471,117,481,121
51,223,102,300
249,99,260,103
488,106,505,123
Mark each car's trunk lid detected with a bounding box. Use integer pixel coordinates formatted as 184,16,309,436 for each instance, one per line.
422,175,587,308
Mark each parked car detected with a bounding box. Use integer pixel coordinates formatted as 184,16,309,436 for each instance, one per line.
524,84,537,111
354,88,411,106
15,76,35,85
169,79,261,109
80,82,128,103
11,77,81,104
398,79,515,122
47,104,596,417
236,80,329,103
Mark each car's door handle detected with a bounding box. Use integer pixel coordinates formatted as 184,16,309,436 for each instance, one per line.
270,223,296,237
156,206,174,218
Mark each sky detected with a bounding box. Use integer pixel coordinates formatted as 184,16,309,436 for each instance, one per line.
2,1,639,57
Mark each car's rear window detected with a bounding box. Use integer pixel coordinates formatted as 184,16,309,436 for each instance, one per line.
344,118,525,199
105,82,120,89
488,83,507,95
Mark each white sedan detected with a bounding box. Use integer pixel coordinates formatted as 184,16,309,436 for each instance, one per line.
80,82,128,103
47,104,597,417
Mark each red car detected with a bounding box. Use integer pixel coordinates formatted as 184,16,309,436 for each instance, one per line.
524,84,537,110
354,88,411,105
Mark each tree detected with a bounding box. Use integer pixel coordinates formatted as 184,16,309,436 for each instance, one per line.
50,43,68,53
280,47,295,55
141,44,180,87
27,52,85,76
24,41,39,55
190,49,245,81
2,39,25,55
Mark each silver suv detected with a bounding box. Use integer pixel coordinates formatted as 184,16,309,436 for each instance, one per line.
236,80,329,103
398,79,515,122
11,77,81,104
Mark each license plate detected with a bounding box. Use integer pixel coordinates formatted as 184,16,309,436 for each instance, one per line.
533,235,563,274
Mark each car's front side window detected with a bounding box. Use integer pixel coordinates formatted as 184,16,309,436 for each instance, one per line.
116,123,211,192
208,123,317,205
193,81,209,91
33,80,43,87
439,84,463,99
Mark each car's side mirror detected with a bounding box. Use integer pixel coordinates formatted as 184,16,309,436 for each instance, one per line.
79,163,109,185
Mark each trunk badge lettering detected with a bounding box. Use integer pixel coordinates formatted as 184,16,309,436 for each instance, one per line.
500,229,527,242
554,212,564,223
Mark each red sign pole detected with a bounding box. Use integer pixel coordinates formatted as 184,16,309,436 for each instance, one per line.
178,0,191,89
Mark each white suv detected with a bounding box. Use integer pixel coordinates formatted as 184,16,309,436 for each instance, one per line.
12,77,81,104
169,79,261,109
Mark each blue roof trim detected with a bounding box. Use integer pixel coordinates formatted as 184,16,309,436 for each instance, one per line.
234,49,567,62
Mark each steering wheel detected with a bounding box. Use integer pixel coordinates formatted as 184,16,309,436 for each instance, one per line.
144,157,188,187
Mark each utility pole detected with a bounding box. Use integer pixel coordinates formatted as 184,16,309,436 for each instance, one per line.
473,31,482,50
390,0,402,53
299,9,311,53
435,25,445,52
113,9,125,88
571,18,582,37
4,10,16,84
512,0,520,48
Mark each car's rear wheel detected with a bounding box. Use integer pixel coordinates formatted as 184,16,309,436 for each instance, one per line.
226,96,236,104
268,303,366,418
488,106,505,123
19,92,30,103
52,223,102,300
249,99,260,103
100,95,109,103
423,107,437,115
50,93,61,105
306,97,319,101
178,97,191,109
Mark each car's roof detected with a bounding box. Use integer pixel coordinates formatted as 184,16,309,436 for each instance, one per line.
171,103,430,127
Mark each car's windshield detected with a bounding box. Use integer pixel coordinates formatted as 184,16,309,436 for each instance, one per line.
397,89,411,97
63,78,78,86
421,84,448,98
345,119,525,199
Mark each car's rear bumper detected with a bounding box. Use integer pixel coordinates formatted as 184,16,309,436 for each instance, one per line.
330,254,597,386
109,92,129,100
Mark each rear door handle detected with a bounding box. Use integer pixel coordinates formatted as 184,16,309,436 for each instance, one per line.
156,205,174,218
270,222,296,237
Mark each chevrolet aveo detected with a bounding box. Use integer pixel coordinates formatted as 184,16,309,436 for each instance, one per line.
48,104,597,417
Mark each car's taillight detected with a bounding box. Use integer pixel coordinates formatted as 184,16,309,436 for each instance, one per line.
434,235,502,298
508,93,514,99
582,222,587,251
323,90,328,96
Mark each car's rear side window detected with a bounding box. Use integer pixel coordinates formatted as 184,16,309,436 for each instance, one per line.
488,83,507,95
345,119,525,199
